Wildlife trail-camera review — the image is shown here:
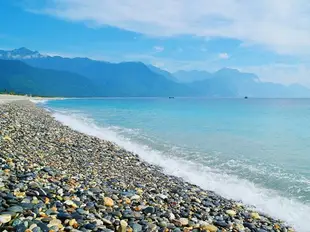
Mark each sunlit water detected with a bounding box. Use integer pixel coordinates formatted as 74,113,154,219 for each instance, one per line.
39,98,310,231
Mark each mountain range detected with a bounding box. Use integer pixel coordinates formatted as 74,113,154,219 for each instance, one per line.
0,47,309,97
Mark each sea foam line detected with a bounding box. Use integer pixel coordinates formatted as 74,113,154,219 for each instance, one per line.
30,99,49,104
52,111,310,232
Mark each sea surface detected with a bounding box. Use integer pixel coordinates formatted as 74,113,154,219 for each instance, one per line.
38,98,310,231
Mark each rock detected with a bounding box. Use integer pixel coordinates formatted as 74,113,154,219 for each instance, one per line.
226,209,236,216
143,206,155,214
180,218,189,226
158,194,168,199
85,223,97,230
7,205,24,213
148,223,157,232
214,220,229,228
102,218,112,225
104,197,114,207
123,211,135,219
15,223,27,232
251,212,261,220
20,203,35,210
64,199,78,208
57,212,72,220
0,214,11,224
159,221,168,228
124,197,131,204
76,208,88,215
203,224,218,232
90,187,101,193
3,135,12,142
173,228,182,232
14,191,26,199
71,212,83,220
168,212,175,220
49,219,62,227
69,219,79,228
132,223,143,232
131,195,141,200
203,201,214,207
235,223,245,230
32,227,42,232
244,222,256,230
119,220,128,232
136,188,143,195
37,221,50,232
12,218,23,227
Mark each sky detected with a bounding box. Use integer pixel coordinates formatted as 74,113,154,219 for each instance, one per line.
1,0,310,86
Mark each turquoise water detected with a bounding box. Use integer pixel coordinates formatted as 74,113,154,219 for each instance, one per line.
40,98,310,231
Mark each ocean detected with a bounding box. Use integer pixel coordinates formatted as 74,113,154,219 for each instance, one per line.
37,98,310,231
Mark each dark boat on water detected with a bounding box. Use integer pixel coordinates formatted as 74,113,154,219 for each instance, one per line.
169,97,175,99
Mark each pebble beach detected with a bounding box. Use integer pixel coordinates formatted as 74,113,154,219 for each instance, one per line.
0,101,295,232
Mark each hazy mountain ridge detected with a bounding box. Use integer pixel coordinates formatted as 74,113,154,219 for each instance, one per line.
173,70,213,83
0,59,97,97
21,55,192,97
1,47,310,97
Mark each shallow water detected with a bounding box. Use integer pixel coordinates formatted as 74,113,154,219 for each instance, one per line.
42,98,310,231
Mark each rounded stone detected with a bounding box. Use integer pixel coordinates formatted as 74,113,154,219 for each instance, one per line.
203,224,218,232
8,205,24,213
85,223,97,230
104,197,114,207
130,195,141,201
0,214,12,224
180,218,189,226
143,206,155,214
226,209,236,216
57,212,72,220
120,220,128,232
251,212,261,220
132,223,143,232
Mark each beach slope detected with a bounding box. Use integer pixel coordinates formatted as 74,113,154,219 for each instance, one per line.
0,101,293,231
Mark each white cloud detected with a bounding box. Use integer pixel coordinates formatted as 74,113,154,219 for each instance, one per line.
218,53,229,59
153,46,164,53
22,0,310,87
30,0,310,55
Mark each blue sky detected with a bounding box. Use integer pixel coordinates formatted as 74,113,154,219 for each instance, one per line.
1,0,310,86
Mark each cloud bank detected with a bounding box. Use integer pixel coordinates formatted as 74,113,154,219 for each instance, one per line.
31,0,310,55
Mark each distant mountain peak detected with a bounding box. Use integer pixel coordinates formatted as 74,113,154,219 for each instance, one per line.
215,67,259,80
14,47,36,54
0,47,46,59
216,67,241,74
173,70,212,83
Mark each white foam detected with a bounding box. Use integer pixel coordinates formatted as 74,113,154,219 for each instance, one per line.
30,99,49,104
52,111,310,232
30,98,66,104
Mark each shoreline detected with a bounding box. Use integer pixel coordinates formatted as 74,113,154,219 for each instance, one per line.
0,101,295,231
0,94,63,105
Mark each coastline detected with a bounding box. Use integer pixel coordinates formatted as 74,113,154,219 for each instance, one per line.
0,94,62,104
0,101,294,232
